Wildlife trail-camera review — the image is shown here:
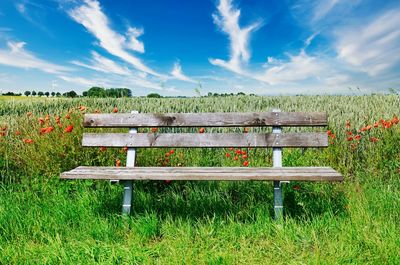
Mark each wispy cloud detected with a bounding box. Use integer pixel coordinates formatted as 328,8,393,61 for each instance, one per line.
71,51,131,75
0,41,72,74
209,0,262,74
335,8,400,76
68,0,162,77
58,75,98,87
170,62,197,83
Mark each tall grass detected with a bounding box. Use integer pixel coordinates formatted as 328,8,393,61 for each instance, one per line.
0,95,399,264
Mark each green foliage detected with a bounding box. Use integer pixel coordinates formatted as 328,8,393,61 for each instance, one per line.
147,93,162,98
0,95,399,263
84,87,132,98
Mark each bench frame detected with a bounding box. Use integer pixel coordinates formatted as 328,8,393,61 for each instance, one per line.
61,109,342,220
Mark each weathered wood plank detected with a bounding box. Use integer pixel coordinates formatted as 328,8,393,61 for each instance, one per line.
84,112,327,128
82,133,328,148
60,166,343,181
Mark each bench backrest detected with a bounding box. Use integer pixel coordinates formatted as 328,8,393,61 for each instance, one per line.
81,112,328,148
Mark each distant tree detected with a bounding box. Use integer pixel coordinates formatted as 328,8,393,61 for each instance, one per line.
63,90,78,98
44,92,50,97
24,91,31,97
38,91,44,97
86,87,106,97
237,92,245,96
147,93,162,98
32,91,37,96
56,92,61,97
51,92,56,97
82,91,88,97
3,92,22,96
207,92,213,97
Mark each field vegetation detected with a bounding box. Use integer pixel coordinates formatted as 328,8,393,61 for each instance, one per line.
0,95,399,264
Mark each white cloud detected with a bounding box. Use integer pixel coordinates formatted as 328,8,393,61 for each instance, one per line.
0,41,72,74
59,75,98,87
71,51,131,75
312,0,340,21
257,50,326,85
68,0,162,77
335,9,400,76
209,0,262,74
170,62,197,83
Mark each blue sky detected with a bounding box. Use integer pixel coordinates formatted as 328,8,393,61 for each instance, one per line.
0,0,399,96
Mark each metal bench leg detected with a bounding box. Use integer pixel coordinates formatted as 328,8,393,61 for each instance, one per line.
274,181,283,220
122,180,133,214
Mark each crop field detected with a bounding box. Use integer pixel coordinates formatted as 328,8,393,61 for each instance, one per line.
0,95,399,264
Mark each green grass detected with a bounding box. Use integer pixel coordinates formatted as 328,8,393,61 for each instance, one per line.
0,95,399,264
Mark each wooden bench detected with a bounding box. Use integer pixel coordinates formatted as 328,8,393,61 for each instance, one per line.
61,110,343,219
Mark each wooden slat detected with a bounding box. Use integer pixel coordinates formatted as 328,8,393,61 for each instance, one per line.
60,166,343,181
84,112,327,128
82,133,328,148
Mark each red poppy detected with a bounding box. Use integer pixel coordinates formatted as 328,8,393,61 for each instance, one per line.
365,125,372,130
293,185,301,191
354,135,361,140
228,147,233,151
79,106,86,111
225,153,231,158
45,114,50,122
243,127,249,133
65,114,71,119
369,137,379,143
199,127,205,133
116,159,121,167
23,139,34,144
242,155,248,159
233,156,239,161
347,137,353,141
46,126,54,133
392,115,399,124
345,121,350,128
38,118,45,125
327,130,332,135
169,149,175,155
151,127,158,133
235,149,241,155
100,147,107,152
113,107,118,113
64,125,74,133
373,123,379,128
243,161,249,167
123,146,128,152
15,130,21,136
346,131,352,136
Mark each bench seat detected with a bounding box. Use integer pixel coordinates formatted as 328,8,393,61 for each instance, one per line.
61,166,343,181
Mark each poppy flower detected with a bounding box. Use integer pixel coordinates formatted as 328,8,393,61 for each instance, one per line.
46,126,54,133
116,159,121,167
113,107,118,113
373,123,379,128
346,131,352,136
242,155,248,159
293,185,301,191
241,151,247,155
243,127,249,133
235,149,241,155
228,147,233,151
365,125,372,130
169,149,175,155
327,130,332,135
151,127,158,133
369,137,379,143
345,121,350,128
199,127,205,133
100,147,107,152
233,156,239,161
164,180,172,184
79,106,86,111
45,114,50,122
23,139,34,144
65,114,71,119
329,133,336,139
347,137,353,141
38,118,45,125
225,153,231,158
354,135,361,140
243,161,249,167
392,115,399,124
15,131,21,136
122,146,128,152
64,125,74,133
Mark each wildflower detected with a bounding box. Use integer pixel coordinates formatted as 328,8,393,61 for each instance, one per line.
151,127,158,133
365,125,372,130
369,137,379,143
345,121,350,128
55,115,61,123
228,147,233,151
45,114,50,122
65,113,71,119
40,128,48,134
199,127,205,133
165,153,170,157
169,149,175,155
15,131,21,136
79,106,86,111
347,137,353,141
346,131,353,136
116,159,121,167
38,118,45,125
225,153,231,158
100,147,107,152
164,180,172,184
243,127,249,133
329,133,336,139
113,107,118,113
354,135,361,140
241,150,247,155
64,125,74,133
243,161,249,167
23,139,34,144
392,115,399,124
327,130,332,135
235,149,241,155
46,126,54,133
384,121,392,129
293,185,301,191
373,123,379,128
233,156,239,161
123,146,128,152
242,155,248,159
